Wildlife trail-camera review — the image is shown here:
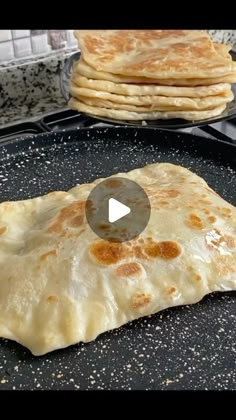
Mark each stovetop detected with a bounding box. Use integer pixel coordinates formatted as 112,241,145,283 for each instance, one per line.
0,108,236,144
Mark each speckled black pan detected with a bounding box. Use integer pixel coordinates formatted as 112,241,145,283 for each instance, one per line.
0,127,235,390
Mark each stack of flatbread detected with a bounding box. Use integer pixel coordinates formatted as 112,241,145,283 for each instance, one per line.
69,30,236,122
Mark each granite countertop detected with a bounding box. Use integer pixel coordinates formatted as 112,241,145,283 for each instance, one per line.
0,50,73,126
0,99,67,126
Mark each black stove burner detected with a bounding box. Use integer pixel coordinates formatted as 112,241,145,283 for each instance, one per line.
0,108,236,144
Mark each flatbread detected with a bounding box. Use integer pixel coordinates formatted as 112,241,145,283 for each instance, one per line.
75,30,235,79
69,97,227,121
0,163,235,355
213,42,232,58
75,95,231,113
70,85,233,111
76,58,236,86
72,75,232,98
75,95,217,112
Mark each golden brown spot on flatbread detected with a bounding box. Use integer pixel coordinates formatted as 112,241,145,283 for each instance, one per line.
167,287,176,295
194,274,202,281
203,209,210,215
122,30,185,45
144,241,161,258
198,199,212,205
146,188,179,200
131,292,152,309
47,295,59,303
40,249,57,261
145,240,181,259
116,262,142,277
69,215,84,227
159,200,169,205
0,226,7,236
89,240,126,265
86,199,95,211
165,189,180,198
159,241,182,259
60,200,86,221
224,235,235,248
84,34,105,54
186,214,204,229
208,215,216,223
98,223,111,230
47,200,86,235
133,245,148,260
103,179,123,188
105,236,122,242
218,207,232,218
47,221,62,234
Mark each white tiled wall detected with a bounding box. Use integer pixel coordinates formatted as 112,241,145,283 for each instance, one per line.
0,30,77,64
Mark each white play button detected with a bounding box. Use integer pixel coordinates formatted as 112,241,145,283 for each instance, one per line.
108,198,131,223
86,176,151,242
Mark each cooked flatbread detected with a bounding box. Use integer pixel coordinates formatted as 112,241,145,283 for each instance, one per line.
69,98,227,121
70,84,233,111
75,30,235,79
72,75,232,98
75,58,236,86
75,95,231,113
213,42,232,58
74,95,212,112
0,163,235,355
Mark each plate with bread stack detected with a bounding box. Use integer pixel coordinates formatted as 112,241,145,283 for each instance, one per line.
61,30,236,128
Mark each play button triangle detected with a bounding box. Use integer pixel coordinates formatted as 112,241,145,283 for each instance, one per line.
108,198,131,223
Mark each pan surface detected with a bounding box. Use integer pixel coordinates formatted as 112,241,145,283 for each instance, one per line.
0,127,235,390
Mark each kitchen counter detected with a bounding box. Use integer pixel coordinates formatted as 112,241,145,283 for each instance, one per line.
0,99,67,126
0,51,72,126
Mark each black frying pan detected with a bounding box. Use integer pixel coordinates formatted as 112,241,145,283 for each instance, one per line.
0,127,235,390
